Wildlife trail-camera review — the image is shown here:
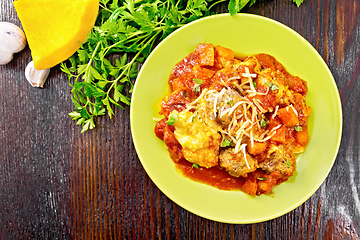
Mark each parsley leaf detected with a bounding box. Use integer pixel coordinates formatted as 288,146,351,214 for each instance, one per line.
166,111,178,126
192,163,199,169
265,82,279,91
285,159,291,168
221,139,233,147
270,84,279,91
292,0,305,7
257,177,267,181
249,0,257,6
193,78,203,93
228,0,250,15
295,125,303,132
260,118,267,128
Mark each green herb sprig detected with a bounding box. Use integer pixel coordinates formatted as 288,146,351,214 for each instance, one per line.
192,163,199,169
166,111,178,126
61,0,214,132
227,0,304,15
221,139,233,147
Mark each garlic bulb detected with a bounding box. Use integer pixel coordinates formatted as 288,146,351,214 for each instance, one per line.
0,22,27,65
25,61,50,88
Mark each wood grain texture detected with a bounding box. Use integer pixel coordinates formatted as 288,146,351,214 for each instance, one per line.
1,0,360,239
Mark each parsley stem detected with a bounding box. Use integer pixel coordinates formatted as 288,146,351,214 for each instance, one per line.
85,41,101,83
103,24,180,57
209,0,228,10
114,31,160,83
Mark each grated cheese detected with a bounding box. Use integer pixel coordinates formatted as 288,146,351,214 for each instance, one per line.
272,105,279,118
241,144,251,169
178,61,293,159
289,104,298,116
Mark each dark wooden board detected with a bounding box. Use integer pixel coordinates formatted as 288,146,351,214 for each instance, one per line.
1,0,359,239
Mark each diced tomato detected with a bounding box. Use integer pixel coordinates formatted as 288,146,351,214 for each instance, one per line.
254,53,285,72
163,125,183,162
277,106,299,127
195,43,214,66
268,116,285,145
214,45,234,68
241,179,258,196
287,75,307,94
257,172,281,195
295,128,309,146
154,118,167,140
159,89,191,117
154,117,183,162
271,125,286,144
192,64,215,78
247,141,268,155
169,53,198,81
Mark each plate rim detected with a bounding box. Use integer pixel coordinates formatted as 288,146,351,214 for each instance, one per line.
130,13,343,224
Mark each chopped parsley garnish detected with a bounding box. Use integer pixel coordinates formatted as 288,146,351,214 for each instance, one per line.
285,159,291,168
252,81,257,88
257,177,267,181
271,84,279,91
295,125,303,132
265,82,279,91
265,82,272,87
192,163,199,169
193,78,203,93
165,111,178,126
221,139,233,147
227,100,233,105
260,118,267,128
194,85,201,94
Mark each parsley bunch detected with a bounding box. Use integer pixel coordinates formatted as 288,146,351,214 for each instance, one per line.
61,0,304,132
61,0,214,132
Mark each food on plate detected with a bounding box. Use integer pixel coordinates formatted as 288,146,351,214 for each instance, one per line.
154,43,311,196
13,0,99,70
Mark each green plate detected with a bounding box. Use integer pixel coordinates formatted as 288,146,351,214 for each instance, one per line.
130,13,342,224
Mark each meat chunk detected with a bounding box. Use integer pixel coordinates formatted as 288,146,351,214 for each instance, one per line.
259,144,295,180
219,148,259,178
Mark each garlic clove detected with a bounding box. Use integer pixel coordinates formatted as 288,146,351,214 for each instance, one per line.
0,22,27,65
25,61,50,88
0,52,13,65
